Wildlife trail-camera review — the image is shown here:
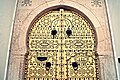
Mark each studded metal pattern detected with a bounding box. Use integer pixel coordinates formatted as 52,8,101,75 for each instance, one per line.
25,9,99,80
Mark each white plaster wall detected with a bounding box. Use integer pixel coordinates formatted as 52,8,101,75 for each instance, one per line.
0,0,16,80
107,0,120,79
0,0,120,80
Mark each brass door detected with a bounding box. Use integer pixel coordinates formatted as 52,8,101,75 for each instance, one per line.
25,9,99,80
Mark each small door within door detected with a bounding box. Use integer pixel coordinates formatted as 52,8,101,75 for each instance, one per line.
25,9,99,80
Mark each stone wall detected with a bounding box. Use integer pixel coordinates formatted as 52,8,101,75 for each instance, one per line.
6,0,117,80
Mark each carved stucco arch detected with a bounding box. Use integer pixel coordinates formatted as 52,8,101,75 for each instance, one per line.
21,1,101,53
24,4,100,80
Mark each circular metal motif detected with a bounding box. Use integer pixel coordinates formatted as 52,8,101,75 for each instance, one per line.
25,9,99,80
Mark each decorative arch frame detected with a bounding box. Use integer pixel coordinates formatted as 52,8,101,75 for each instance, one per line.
24,5,101,80
21,1,102,53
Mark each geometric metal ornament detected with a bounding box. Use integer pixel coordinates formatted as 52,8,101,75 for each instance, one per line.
25,9,99,80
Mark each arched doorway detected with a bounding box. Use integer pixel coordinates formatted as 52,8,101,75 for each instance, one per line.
25,6,99,80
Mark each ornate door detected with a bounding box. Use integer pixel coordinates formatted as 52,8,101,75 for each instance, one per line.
25,9,99,80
